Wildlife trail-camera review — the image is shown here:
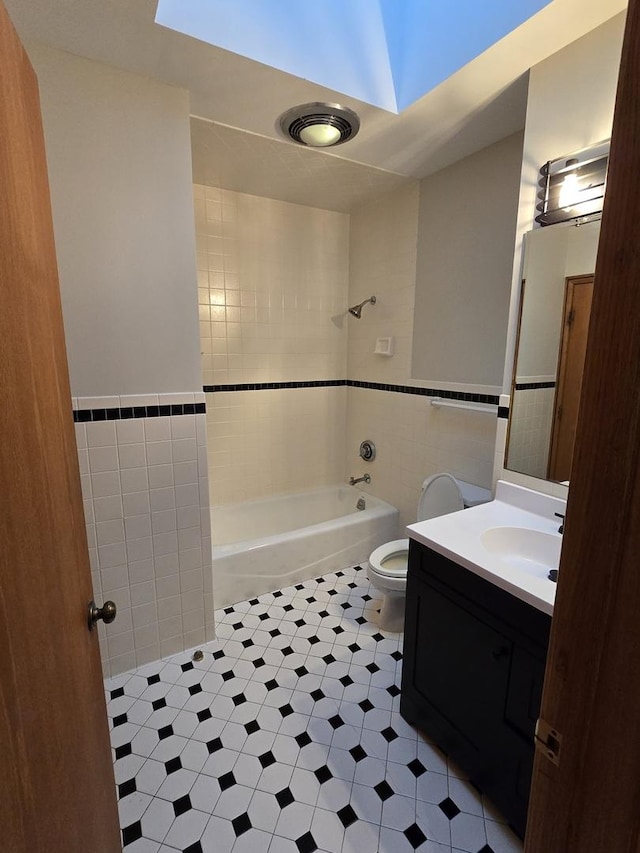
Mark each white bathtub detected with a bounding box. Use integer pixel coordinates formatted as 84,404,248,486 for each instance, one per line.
211,485,399,608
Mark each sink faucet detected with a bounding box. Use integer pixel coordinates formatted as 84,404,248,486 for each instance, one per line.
349,474,371,486
549,513,565,583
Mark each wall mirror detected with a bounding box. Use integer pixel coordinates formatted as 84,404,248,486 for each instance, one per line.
505,219,601,482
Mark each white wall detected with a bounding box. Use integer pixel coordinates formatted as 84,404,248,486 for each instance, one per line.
348,183,419,387
29,42,201,397
497,13,625,495
517,220,600,380
412,132,524,389
346,184,498,532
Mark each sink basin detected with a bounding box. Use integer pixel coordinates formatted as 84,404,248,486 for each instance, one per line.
480,526,562,579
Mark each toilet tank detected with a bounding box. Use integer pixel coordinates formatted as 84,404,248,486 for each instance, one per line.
457,479,492,508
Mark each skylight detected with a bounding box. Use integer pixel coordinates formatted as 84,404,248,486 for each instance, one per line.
155,0,552,113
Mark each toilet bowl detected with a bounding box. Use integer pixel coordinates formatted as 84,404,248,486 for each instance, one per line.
367,474,491,632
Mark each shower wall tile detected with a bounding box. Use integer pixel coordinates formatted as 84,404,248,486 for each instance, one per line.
206,386,347,506
194,184,350,505
74,393,213,678
194,185,349,388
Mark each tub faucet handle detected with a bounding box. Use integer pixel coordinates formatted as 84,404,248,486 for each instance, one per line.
349,474,371,486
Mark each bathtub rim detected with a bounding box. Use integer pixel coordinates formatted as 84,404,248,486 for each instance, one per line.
211,485,397,557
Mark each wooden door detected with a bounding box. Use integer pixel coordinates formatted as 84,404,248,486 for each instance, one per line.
525,0,640,850
547,274,594,481
0,4,121,851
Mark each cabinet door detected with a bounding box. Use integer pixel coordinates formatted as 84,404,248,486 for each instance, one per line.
505,645,547,742
408,570,512,749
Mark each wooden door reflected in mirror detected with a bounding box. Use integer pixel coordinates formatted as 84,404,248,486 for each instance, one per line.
547,274,594,481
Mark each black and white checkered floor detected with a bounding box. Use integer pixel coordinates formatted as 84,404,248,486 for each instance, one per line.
105,565,523,853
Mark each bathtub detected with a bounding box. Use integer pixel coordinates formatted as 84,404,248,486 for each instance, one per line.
211,485,399,609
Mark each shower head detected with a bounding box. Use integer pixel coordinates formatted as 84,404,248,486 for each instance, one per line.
348,295,376,318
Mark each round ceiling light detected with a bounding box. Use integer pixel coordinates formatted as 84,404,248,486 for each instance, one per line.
278,102,360,148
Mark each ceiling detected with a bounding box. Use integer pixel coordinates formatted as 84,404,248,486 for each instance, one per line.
190,119,409,213
6,0,627,211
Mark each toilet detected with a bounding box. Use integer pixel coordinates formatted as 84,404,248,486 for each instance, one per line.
367,473,491,632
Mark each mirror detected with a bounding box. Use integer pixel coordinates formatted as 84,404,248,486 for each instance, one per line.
506,220,601,481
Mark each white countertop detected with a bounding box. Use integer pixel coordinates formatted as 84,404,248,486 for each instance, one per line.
407,481,566,615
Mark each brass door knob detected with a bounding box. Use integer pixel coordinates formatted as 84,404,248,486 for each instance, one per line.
88,599,117,631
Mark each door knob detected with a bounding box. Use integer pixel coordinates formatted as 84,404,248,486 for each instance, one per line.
88,599,117,631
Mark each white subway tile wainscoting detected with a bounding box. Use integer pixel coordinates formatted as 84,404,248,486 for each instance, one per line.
106,565,522,853
74,392,213,677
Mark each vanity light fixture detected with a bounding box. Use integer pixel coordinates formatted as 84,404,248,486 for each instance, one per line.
278,102,360,148
536,139,610,226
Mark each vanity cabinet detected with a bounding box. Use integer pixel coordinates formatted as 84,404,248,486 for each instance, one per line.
401,540,551,838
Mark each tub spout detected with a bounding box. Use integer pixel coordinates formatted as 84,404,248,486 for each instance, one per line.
349,474,371,486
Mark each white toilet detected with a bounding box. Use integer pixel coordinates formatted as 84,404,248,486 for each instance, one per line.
367,473,491,632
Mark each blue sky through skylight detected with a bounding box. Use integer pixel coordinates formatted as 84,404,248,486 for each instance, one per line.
155,0,552,113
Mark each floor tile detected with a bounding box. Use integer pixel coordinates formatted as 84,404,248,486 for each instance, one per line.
106,565,523,853
162,808,210,850
199,814,237,853
273,801,315,840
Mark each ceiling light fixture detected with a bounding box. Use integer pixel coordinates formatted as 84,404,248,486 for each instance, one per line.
278,102,360,148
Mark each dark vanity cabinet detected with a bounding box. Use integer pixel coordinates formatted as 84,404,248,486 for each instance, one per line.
401,540,551,838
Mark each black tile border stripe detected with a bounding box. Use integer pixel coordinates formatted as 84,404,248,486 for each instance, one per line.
346,380,499,405
514,381,556,391
203,379,500,407
73,381,506,421
73,402,206,422
203,380,347,392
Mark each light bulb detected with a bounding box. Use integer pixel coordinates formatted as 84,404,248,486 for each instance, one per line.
558,172,581,210
299,123,342,147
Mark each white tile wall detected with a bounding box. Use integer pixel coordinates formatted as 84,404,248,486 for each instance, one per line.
73,392,213,677
494,394,569,500
506,387,555,479
194,184,350,505
194,184,349,387
206,386,347,506
346,387,498,532
493,398,511,488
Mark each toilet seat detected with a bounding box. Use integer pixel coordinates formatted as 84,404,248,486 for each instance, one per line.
369,538,409,577
369,475,466,583
366,473,490,632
